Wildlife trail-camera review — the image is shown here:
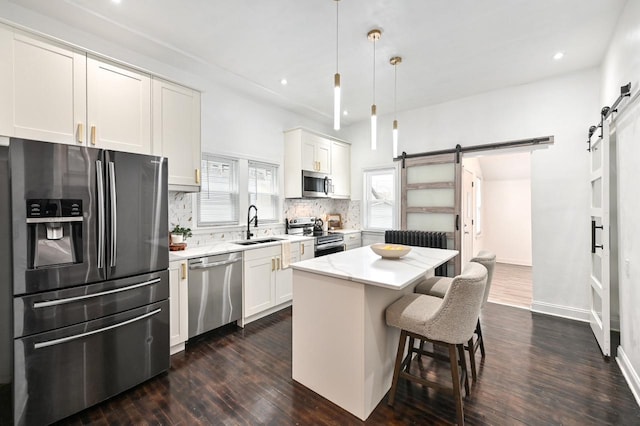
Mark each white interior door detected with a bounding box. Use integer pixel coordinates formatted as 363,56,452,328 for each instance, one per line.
462,168,475,265
589,121,611,358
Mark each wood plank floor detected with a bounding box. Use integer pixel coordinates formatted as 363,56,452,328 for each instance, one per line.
56,303,640,425
487,262,532,309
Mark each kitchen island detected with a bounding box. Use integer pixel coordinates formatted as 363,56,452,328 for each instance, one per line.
291,245,458,421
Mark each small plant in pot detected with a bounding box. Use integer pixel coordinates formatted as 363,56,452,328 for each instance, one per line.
170,225,192,245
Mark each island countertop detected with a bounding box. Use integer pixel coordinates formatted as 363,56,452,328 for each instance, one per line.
291,245,458,290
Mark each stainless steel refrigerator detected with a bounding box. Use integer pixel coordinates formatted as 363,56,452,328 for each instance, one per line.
3,138,170,425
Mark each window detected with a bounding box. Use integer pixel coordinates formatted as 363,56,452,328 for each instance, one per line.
475,177,482,235
248,161,279,223
198,154,239,226
363,168,397,230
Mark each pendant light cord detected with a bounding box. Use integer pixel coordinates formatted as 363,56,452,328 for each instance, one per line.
336,1,339,73
394,63,397,119
372,39,376,104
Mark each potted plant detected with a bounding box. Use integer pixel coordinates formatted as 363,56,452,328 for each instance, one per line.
170,225,192,244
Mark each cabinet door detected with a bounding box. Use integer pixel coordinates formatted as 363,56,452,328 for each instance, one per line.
244,256,276,317
87,57,151,154
169,261,188,350
345,232,362,250
6,30,86,144
152,79,201,190
315,138,331,174
301,134,317,172
300,241,314,260
331,141,350,198
275,256,293,305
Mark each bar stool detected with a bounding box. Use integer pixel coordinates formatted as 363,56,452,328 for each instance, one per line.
415,250,496,381
385,262,487,426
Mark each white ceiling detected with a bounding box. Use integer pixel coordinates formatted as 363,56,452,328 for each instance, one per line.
8,0,627,125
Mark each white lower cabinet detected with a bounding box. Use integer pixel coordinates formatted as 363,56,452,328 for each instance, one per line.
242,242,302,326
344,231,362,250
169,260,189,355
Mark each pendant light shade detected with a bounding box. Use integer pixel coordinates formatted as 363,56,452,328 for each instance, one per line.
333,0,341,130
390,56,402,158
393,119,398,158
368,29,381,150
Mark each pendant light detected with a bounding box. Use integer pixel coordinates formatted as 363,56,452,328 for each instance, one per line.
333,0,341,130
368,29,381,150
390,56,402,158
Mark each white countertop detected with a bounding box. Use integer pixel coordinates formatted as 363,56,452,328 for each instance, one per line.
328,228,361,235
291,245,458,290
169,234,314,261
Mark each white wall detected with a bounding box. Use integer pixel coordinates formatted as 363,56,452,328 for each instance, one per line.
346,68,600,320
601,0,640,405
482,179,532,266
461,158,484,254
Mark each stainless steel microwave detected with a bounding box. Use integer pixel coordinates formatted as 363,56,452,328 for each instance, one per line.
302,170,333,197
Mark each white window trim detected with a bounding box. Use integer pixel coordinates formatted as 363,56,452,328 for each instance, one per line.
193,152,284,230
362,165,399,232
248,160,280,224
197,154,239,227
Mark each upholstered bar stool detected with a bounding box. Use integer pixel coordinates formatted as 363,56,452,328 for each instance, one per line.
415,250,496,381
385,262,487,426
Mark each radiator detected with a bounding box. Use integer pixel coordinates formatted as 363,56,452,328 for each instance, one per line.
384,230,449,276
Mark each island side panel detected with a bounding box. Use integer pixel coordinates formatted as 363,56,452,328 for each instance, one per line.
363,281,417,416
292,269,367,420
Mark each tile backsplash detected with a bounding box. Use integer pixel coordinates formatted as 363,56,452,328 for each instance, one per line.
168,192,361,247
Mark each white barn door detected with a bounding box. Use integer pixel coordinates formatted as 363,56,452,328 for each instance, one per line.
589,121,611,358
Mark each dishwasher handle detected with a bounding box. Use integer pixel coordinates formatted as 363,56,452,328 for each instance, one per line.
189,257,242,270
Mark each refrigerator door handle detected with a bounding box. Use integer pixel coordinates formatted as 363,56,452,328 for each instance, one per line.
96,160,105,269
33,308,162,349
108,161,117,267
32,278,162,308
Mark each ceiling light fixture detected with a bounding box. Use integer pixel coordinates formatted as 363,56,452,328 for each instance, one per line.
333,0,341,130
390,56,402,158
553,51,564,60
368,29,381,150
280,78,288,85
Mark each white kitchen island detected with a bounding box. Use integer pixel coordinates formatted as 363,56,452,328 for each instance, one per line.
291,245,458,420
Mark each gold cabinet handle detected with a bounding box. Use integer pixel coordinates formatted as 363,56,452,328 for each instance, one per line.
195,168,201,184
276,257,281,270
77,123,84,144
90,126,96,145
272,258,275,271
181,262,187,280
301,244,304,255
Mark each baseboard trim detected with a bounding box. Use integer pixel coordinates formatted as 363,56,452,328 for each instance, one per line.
497,258,532,267
616,346,640,408
530,301,590,322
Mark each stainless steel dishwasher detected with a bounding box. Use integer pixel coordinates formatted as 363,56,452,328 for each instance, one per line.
188,251,243,338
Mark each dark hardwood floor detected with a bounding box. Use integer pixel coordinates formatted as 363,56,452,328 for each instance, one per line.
57,303,640,425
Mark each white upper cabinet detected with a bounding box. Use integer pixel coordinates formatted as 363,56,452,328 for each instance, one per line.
331,140,350,199
300,131,331,174
284,128,350,199
152,78,201,191
87,56,151,154
0,28,86,144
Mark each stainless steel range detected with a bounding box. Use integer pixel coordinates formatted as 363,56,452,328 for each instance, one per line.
287,217,345,257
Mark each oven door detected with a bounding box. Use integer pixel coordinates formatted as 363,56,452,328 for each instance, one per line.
315,241,346,257
302,171,330,197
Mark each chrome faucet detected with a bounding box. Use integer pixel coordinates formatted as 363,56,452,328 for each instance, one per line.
247,204,258,239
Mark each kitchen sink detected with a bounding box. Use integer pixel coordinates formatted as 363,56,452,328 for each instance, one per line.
233,238,284,246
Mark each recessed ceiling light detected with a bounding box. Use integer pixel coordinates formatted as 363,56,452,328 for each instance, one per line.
280,78,288,86
112,0,122,4
553,52,564,60
343,110,348,116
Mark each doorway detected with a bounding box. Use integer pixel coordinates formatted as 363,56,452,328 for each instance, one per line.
462,151,533,309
